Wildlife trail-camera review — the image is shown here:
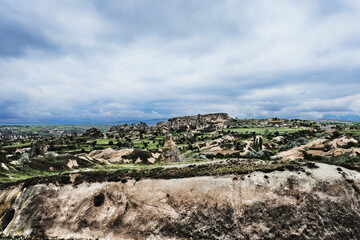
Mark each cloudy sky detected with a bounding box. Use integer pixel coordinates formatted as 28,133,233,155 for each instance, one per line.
1,0,360,123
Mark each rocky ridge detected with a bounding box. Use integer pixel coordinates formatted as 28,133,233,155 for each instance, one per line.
107,113,230,134
0,162,360,239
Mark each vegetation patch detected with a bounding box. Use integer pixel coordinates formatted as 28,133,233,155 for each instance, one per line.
123,149,153,164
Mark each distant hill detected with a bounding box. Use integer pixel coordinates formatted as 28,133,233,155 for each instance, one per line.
111,118,169,126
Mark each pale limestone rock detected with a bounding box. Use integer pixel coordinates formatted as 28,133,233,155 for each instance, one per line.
161,135,181,162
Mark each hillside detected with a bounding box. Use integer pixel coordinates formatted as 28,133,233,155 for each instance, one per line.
0,113,360,239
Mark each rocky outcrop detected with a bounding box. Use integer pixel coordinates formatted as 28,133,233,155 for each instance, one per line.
86,148,133,163
167,113,229,131
106,113,229,135
161,135,181,162
82,128,102,138
278,136,360,160
30,142,48,157
137,122,149,130
1,163,360,239
108,122,149,134
77,148,158,164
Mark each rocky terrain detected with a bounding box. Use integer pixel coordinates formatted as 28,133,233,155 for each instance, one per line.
0,113,360,239
166,113,230,131
0,162,360,239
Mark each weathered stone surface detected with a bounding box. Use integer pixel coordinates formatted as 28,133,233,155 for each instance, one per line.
161,135,181,162
167,113,229,131
108,113,229,135
1,163,360,239
30,142,48,157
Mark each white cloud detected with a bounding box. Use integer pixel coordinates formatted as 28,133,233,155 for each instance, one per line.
0,0,360,122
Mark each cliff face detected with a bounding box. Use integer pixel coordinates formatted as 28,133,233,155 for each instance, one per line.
1,163,360,239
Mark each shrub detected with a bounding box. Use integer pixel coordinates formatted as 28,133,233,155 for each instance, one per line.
124,149,152,164
191,153,200,158
279,137,308,151
296,137,308,145
270,155,283,161
123,140,134,148
256,149,273,159
332,131,340,138
205,152,214,159
91,141,97,147
215,153,225,159
18,153,31,168
244,151,257,158
45,151,58,159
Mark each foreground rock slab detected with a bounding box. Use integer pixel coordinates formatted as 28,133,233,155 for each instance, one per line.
0,163,360,239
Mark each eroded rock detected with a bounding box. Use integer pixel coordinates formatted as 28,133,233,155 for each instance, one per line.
161,135,181,163
1,163,360,239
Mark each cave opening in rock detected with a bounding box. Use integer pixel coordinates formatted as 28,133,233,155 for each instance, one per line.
1,209,15,230
93,193,105,207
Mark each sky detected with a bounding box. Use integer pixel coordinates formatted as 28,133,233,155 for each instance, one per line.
1,0,360,124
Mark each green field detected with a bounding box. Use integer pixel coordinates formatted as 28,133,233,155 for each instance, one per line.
228,127,302,134
0,168,62,183
133,139,160,150
344,129,360,136
2,142,33,149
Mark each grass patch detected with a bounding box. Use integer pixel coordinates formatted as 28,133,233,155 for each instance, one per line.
1,142,33,149
0,168,61,183
228,127,300,134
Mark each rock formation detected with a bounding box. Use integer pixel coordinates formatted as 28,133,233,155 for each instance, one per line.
108,113,229,135
77,148,158,164
167,113,229,131
1,163,360,239
30,141,48,156
161,134,181,162
82,127,102,138
137,122,148,130
108,122,149,134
